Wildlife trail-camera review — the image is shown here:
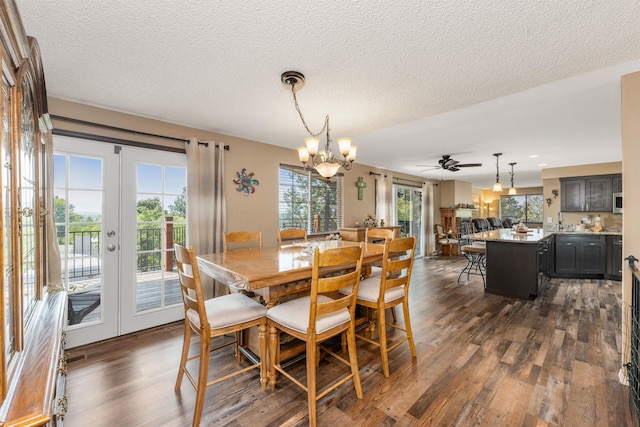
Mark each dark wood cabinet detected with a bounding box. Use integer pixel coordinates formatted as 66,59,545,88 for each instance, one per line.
606,235,623,280
560,179,586,212
560,174,618,212
613,175,623,193
585,176,613,212
554,234,606,277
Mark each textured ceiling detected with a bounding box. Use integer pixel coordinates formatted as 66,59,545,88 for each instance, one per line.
15,0,640,188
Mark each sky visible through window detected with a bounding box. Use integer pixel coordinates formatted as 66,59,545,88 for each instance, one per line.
53,154,186,218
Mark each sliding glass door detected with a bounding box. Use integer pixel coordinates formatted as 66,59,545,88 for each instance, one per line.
394,184,423,257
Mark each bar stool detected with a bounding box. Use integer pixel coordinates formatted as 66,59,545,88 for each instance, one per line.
457,223,486,286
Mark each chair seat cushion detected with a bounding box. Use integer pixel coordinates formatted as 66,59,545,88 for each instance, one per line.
187,293,266,330
438,239,458,244
461,244,486,254
339,276,405,303
369,265,382,277
266,295,350,334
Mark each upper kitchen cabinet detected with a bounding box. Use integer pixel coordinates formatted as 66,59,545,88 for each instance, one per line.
560,174,619,212
613,174,622,193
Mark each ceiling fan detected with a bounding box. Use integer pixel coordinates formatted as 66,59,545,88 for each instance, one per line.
419,155,482,172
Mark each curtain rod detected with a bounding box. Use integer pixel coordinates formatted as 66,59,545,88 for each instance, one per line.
53,129,187,153
369,171,387,177
393,176,425,185
50,114,229,150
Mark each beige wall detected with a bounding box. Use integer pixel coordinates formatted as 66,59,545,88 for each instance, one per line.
49,98,435,248
439,179,472,208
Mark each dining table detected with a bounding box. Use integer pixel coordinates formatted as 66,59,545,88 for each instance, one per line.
196,239,386,308
197,239,386,365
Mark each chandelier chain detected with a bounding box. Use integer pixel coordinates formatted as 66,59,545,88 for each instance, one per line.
290,84,328,138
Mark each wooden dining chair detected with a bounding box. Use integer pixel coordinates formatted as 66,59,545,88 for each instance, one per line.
277,227,307,248
341,236,417,377
223,231,262,252
173,244,268,427
364,227,395,243
266,244,364,427
364,227,395,277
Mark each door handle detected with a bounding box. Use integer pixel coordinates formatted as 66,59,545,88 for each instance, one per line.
107,244,117,252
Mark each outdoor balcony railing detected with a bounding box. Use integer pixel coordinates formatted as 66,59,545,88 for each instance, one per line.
62,225,186,280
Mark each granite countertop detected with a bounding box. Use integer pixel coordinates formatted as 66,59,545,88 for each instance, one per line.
552,230,622,236
465,228,622,243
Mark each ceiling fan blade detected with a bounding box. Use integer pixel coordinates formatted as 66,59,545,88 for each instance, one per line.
419,166,440,172
448,166,460,172
457,163,482,168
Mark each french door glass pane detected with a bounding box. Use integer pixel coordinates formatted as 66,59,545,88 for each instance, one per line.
54,153,104,326
135,163,186,313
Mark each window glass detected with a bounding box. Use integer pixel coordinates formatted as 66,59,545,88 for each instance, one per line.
278,165,342,234
500,194,543,223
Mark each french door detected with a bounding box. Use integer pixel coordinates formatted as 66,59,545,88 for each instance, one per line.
53,136,187,348
394,184,423,257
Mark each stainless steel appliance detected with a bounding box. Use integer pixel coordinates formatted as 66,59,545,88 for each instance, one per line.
613,192,623,214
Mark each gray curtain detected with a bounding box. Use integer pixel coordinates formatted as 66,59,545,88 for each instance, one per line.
185,138,226,296
375,174,392,225
423,181,436,256
43,127,62,288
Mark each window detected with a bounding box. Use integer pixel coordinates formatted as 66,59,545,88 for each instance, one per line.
278,165,343,234
500,194,543,223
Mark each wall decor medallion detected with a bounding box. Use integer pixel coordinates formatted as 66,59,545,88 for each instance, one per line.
233,168,259,195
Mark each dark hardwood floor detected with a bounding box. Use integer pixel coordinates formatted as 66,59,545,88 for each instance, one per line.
64,256,633,426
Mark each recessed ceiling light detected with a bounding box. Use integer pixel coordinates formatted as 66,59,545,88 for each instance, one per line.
529,154,540,158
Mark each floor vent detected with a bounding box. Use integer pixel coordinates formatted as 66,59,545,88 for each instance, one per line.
66,354,86,363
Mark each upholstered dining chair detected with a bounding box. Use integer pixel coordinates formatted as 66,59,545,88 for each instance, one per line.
434,224,458,256
341,236,417,377
173,244,268,427
277,227,307,248
266,244,364,427
487,217,503,229
223,231,262,252
471,218,491,233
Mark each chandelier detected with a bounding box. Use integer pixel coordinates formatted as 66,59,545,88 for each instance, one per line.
281,71,357,178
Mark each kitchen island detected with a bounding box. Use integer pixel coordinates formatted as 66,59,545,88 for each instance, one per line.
466,228,623,299
465,228,553,299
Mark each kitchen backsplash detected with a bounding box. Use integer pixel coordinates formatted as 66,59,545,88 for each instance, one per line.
560,212,622,229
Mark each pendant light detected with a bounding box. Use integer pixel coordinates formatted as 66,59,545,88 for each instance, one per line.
508,162,517,195
492,153,503,192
